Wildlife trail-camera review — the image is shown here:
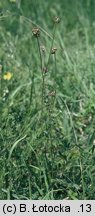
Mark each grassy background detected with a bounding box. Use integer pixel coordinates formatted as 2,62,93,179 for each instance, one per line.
0,0,95,199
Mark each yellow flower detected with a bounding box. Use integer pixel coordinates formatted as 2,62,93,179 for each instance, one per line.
3,72,13,81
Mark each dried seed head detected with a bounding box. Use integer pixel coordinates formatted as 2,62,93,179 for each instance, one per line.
54,16,60,23
51,48,57,54
42,67,48,74
48,91,56,96
32,28,40,37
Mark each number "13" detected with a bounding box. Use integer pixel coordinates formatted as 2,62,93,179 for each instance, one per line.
80,204,91,212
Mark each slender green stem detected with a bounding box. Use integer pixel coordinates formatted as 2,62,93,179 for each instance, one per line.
37,37,43,71
37,37,45,116
46,24,57,68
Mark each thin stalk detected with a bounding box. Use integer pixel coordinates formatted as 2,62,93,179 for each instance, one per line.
29,68,35,105
46,91,56,182
37,37,45,116
37,37,43,72
45,25,57,182
36,37,46,185
46,24,57,68
53,53,57,106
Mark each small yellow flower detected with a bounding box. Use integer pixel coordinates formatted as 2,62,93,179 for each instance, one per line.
3,72,13,81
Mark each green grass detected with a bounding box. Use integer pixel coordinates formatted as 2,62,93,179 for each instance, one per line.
0,0,95,199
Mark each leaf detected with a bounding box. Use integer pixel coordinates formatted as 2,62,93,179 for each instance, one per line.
8,135,27,160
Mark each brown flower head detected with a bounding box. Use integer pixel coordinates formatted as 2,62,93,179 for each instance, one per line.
42,67,48,74
32,28,40,37
51,48,57,54
54,16,60,24
48,90,56,96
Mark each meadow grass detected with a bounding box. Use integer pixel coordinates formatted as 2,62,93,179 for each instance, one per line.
0,0,95,199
